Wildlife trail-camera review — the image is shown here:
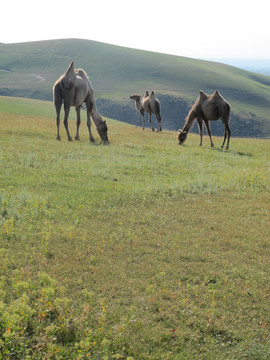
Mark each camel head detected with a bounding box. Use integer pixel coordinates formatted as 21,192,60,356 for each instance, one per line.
130,94,141,101
178,129,187,145
97,120,109,144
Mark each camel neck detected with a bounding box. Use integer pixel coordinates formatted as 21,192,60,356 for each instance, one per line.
183,110,195,132
135,98,142,110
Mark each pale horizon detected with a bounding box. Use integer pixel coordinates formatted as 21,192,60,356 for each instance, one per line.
1,0,270,61
2,37,270,62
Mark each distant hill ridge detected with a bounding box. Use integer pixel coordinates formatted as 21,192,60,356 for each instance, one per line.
211,59,270,76
0,38,270,138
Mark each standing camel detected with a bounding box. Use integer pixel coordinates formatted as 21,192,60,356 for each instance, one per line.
130,91,162,131
53,61,108,144
178,90,231,149
130,94,147,129
142,91,162,132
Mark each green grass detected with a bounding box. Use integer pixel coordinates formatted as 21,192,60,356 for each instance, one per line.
0,103,269,359
0,96,56,118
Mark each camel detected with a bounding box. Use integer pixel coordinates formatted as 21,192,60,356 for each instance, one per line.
130,94,147,129
142,91,162,132
130,91,162,131
53,62,108,144
178,90,231,149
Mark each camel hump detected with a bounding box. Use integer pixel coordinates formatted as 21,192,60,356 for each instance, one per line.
213,90,222,99
144,91,149,97
150,91,160,105
150,91,156,99
64,61,75,76
199,90,208,101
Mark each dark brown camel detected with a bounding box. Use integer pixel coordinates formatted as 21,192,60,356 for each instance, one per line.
178,90,231,149
53,62,108,144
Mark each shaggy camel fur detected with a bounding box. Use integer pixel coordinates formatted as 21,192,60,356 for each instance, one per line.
178,90,231,149
142,91,162,132
53,62,108,144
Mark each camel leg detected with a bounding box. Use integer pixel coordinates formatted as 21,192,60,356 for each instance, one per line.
221,123,231,150
55,105,61,141
197,119,203,146
75,106,81,141
149,114,155,131
155,112,162,132
142,112,145,130
85,99,95,143
221,129,227,149
204,120,214,147
54,85,62,141
226,126,231,150
86,110,95,143
63,105,72,141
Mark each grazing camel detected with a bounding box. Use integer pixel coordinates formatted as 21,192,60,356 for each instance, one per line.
142,91,162,132
53,61,108,144
178,90,231,149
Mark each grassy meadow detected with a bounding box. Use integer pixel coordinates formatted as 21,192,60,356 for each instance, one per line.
0,101,270,359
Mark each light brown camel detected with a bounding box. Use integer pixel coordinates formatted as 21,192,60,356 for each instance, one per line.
178,90,231,149
129,94,146,129
53,61,108,144
142,91,162,132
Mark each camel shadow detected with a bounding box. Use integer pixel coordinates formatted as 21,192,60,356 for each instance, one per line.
210,147,253,157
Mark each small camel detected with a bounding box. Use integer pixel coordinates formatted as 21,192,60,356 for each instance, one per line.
130,91,162,131
178,90,231,149
53,62,108,144
130,94,148,129
142,91,162,132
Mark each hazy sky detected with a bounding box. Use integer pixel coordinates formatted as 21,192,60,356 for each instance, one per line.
1,0,269,59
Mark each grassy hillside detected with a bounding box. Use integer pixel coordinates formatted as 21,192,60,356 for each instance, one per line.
0,95,128,126
0,96,55,118
0,100,270,358
0,39,270,138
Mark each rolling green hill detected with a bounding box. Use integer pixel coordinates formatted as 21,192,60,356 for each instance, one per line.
0,38,270,137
